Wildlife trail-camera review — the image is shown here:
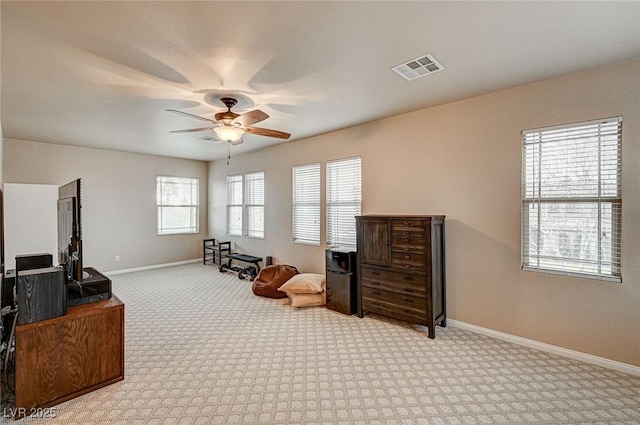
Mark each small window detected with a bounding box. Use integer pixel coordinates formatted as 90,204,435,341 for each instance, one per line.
327,157,362,247
157,176,199,235
292,163,321,245
522,117,622,282
245,171,265,239
226,171,265,238
226,174,243,236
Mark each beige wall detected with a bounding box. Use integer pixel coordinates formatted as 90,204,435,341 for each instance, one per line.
4,140,209,271
209,59,640,366
0,124,4,185
1,124,4,271
1,4,3,268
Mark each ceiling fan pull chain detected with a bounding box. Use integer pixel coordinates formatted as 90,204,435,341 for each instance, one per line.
227,143,231,165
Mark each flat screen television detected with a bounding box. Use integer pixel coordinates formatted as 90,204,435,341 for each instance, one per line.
58,179,83,282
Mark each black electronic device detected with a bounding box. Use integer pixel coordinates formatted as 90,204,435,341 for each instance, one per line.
57,178,112,306
1,268,16,308
67,267,112,307
58,179,83,282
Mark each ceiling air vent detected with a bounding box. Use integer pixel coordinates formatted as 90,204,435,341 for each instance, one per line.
392,54,444,81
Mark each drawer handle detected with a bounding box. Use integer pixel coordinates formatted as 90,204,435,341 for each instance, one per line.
372,282,381,286
372,291,381,296
372,302,381,306
403,221,409,225
404,289,413,293
405,238,410,242
403,276,413,281
403,298,414,303
405,248,410,251
403,309,413,314
405,265,411,269
405,231,410,234
372,271,380,276
404,255,410,259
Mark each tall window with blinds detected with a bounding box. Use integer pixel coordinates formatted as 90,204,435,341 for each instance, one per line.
245,171,265,239
292,163,320,245
157,176,199,235
521,117,622,282
327,157,362,248
226,174,243,236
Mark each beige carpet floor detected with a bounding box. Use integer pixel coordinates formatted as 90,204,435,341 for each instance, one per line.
18,263,640,424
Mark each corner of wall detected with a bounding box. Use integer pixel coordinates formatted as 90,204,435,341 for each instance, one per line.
0,122,4,186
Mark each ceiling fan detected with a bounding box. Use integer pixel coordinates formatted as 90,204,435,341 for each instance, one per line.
167,97,291,146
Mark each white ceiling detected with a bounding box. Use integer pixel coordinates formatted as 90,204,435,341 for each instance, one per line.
2,1,640,161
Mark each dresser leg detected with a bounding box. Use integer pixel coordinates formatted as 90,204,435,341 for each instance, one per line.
440,318,447,328
428,326,435,339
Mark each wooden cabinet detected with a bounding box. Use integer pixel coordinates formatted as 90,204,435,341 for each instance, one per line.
356,215,445,338
358,218,390,266
15,295,125,412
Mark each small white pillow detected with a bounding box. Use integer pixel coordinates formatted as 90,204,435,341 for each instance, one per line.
278,273,325,294
287,291,326,308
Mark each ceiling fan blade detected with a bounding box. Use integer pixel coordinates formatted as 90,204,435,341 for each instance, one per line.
169,127,216,133
166,109,216,123
232,109,269,127
245,126,291,139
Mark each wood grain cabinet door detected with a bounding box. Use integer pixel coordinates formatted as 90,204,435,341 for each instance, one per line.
357,218,390,266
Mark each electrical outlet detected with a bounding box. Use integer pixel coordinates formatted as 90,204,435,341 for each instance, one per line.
115,255,120,262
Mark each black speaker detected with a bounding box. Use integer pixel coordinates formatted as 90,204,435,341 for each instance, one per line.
17,267,67,325
15,253,53,272
1,269,16,308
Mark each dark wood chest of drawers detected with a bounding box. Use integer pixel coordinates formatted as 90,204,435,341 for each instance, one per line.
356,215,446,338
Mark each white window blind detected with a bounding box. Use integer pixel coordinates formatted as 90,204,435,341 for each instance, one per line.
292,163,320,245
245,171,265,239
522,117,622,282
327,157,361,248
157,176,199,235
226,174,243,236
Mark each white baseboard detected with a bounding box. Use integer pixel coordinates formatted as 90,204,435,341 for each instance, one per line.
104,258,201,276
448,319,640,377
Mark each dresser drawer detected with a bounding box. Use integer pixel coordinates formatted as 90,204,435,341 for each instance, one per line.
391,252,427,272
391,220,426,237
391,237,426,254
362,287,425,311
360,267,426,296
362,291,426,323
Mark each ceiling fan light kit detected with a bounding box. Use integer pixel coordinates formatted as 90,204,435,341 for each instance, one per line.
214,125,244,143
167,96,290,147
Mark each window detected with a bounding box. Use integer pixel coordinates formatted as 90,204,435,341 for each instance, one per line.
226,171,265,238
292,163,321,245
327,157,362,247
226,174,243,236
245,171,265,239
156,176,199,235
522,117,622,282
